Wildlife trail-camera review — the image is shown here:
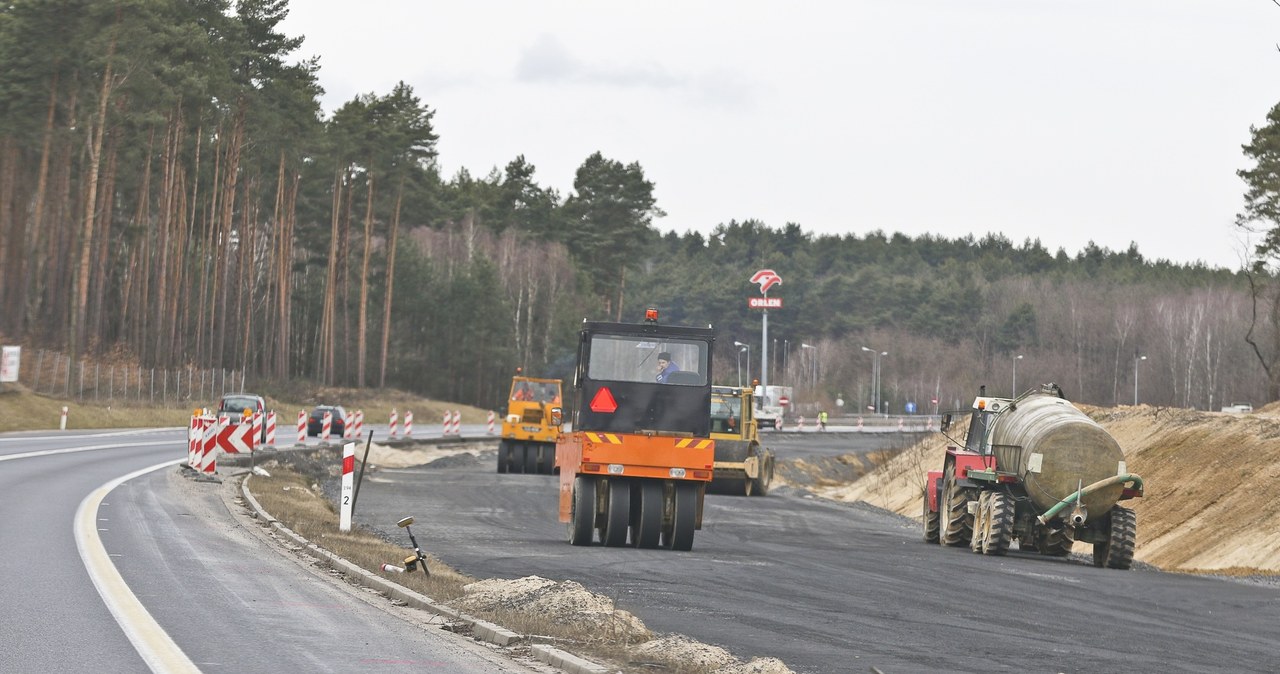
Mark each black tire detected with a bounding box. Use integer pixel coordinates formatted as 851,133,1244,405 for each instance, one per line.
923,490,941,544
750,452,774,497
982,492,1014,556
970,491,989,553
630,480,663,548
662,481,698,551
538,444,556,474
939,462,974,547
522,443,538,473
1093,505,1137,570
1035,527,1072,557
497,440,510,473
568,476,597,546
600,479,631,547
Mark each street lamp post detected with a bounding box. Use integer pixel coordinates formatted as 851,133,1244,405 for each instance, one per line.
734,342,750,388
801,343,816,411
1134,354,1147,405
861,346,889,416
1012,354,1023,397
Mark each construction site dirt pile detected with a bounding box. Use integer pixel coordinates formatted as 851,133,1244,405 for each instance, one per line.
816,404,1280,575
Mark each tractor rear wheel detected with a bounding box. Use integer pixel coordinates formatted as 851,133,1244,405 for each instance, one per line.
1092,505,1137,569
600,479,631,547
939,462,974,547
970,491,990,553
1035,527,1072,556
662,482,698,551
568,476,597,546
630,480,663,548
922,491,940,544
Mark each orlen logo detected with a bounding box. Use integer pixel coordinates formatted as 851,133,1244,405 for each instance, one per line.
750,269,781,295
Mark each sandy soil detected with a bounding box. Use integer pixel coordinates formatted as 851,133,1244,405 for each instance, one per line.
814,404,1280,575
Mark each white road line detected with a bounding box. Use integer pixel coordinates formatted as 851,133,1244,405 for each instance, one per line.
0,428,184,443
75,460,201,674
0,440,175,462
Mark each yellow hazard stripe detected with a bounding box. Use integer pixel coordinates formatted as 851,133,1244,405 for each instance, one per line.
675,438,712,449
586,433,622,444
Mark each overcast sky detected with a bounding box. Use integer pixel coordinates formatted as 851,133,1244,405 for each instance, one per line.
279,1,1280,270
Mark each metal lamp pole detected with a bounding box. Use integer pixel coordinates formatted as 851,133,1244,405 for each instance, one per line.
801,343,816,411
1134,354,1147,405
734,341,751,387
861,346,888,416
1012,354,1023,396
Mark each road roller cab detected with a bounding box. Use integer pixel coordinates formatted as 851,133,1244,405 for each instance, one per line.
556,308,716,550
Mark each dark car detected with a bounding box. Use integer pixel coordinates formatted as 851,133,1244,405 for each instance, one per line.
308,405,348,437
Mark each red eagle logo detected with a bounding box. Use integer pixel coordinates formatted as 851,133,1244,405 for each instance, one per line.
750,269,781,295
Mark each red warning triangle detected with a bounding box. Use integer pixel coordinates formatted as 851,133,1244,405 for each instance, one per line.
589,387,618,413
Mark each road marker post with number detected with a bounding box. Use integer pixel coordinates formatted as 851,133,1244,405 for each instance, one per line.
340,442,355,531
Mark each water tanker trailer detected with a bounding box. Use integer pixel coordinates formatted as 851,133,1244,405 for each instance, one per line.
923,384,1144,569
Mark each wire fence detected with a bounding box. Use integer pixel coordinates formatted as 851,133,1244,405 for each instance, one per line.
15,349,248,407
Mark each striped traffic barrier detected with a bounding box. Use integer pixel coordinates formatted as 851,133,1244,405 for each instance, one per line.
354,410,363,438
297,410,306,443
251,412,263,450
898,417,904,431
343,410,353,439
389,409,399,439
487,410,495,435
405,411,413,438
322,410,332,441
798,415,804,431
265,411,276,446
857,416,864,431
443,411,451,435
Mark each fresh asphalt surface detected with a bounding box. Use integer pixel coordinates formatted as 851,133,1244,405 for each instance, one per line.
351,430,1280,674
0,428,544,673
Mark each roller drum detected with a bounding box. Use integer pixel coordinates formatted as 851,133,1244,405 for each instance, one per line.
989,394,1125,520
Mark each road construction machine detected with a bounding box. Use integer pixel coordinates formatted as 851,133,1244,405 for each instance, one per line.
923,384,1144,569
708,385,775,496
556,308,716,551
497,372,563,474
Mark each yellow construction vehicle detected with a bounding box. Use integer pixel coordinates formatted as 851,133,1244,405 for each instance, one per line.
708,385,775,496
498,371,563,474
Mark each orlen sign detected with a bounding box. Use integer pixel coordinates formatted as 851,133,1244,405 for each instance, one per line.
749,269,781,309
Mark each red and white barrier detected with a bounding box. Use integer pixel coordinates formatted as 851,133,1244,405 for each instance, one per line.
405,410,414,438
898,417,905,431
777,417,784,431
798,415,805,431
298,410,306,443
389,409,399,439
353,410,364,438
339,441,355,532
343,410,353,439
251,412,263,448
265,411,276,446
487,410,496,435
450,410,462,435
322,410,332,441
857,416,864,431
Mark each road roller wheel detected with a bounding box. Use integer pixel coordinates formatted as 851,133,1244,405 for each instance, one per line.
922,491,940,544
982,492,1014,556
523,443,538,473
600,479,631,547
750,452,774,496
1093,505,1136,569
568,476,597,546
939,462,975,547
497,440,511,473
539,445,556,474
630,480,663,548
662,482,698,551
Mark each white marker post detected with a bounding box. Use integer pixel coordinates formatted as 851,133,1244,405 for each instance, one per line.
60,406,68,430
340,442,355,531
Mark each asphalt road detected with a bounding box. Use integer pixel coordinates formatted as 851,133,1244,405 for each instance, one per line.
350,433,1280,674
0,428,546,674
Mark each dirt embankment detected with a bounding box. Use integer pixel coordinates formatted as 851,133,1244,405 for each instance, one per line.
815,404,1280,575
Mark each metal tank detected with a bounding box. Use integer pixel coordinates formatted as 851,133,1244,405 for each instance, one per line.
987,393,1126,521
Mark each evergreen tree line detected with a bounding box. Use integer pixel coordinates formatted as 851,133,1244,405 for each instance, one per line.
0,1,1270,412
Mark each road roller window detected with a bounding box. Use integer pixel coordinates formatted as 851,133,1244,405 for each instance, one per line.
587,335,707,386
